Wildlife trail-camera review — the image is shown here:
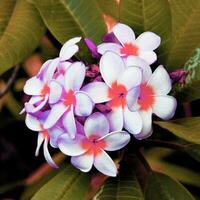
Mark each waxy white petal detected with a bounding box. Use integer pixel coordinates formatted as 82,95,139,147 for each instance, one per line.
97,43,121,55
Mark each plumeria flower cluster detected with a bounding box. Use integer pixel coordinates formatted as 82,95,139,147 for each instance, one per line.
22,23,177,177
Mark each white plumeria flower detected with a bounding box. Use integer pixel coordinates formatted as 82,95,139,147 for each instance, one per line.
58,112,130,176
126,56,177,139
82,51,142,135
43,62,94,139
98,23,161,64
25,111,65,168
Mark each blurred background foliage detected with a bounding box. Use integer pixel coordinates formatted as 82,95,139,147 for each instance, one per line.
0,0,200,199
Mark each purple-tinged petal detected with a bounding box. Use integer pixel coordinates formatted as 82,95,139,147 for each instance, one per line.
49,81,62,104
139,51,157,65
84,112,109,139
76,120,85,135
84,38,100,59
64,62,85,92
49,127,65,148
58,134,87,156
100,131,130,151
123,106,142,135
44,58,59,81
37,59,53,79
100,51,125,87
74,91,94,116
35,132,44,156
102,32,119,43
71,153,94,172
82,82,110,103
25,114,42,131
43,102,68,129
126,87,140,111
62,107,76,139
97,43,121,55
94,149,117,177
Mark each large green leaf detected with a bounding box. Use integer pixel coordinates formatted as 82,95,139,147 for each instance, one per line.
155,117,200,145
0,0,45,75
119,0,172,62
175,48,200,102
30,0,107,44
32,166,91,200
166,0,200,69
184,144,200,163
145,171,195,200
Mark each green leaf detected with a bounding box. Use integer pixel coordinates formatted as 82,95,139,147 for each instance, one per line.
119,0,172,62
145,171,195,200
184,144,200,163
166,0,200,69
175,48,200,102
0,0,45,75
32,165,91,200
94,161,144,200
30,0,107,44
155,117,200,145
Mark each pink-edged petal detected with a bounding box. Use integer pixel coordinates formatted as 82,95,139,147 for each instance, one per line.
25,114,42,131
134,109,153,140
43,102,68,129
97,43,121,55
139,51,157,65
74,91,94,116
126,87,140,111
152,95,177,120
24,77,44,95
35,132,44,156
101,131,130,151
94,149,117,177
59,37,81,61
64,62,85,91
62,107,76,139
148,65,172,95
58,134,87,156
25,94,48,113
43,137,59,168
81,82,110,103
84,112,109,139
112,23,135,45
49,81,62,104
100,51,125,87
126,56,152,83
49,127,64,148
118,66,142,90
123,106,142,135
71,153,94,172
107,107,123,132
136,32,161,51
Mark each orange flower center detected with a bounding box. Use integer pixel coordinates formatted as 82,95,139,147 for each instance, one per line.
120,43,139,57
41,84,50,96
81,135,107,156
63,90,76,107
108,82,127,109
138,83,155,111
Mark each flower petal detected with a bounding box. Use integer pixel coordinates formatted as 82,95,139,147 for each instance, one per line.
58,134,87,156
81,82,110,103
126,56,152,83
25,114,42,131
134,109,153,140
123,106,142,134
43,137,59,168
112,23,135,44
147,65,172,95
126,87,140,111
43,102,68,129
62,107,76,139
71,153,94,172
59,37,81,61
106,107,123,132
118,66,142,90
64,62,85,91
135,32,161,51
94,149,117,177
152,95,177,120
37,59,52,79
35,132,44,156
24,77,44,95
100,51,125,87
84,112,109,139
101,131,130,151
49,127,64,148
97,43,121,55
44,58,59,81
74,91,94,116
139,51,157,65
49,81,62,104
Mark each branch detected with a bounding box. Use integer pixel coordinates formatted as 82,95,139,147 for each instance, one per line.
0,65,20,98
